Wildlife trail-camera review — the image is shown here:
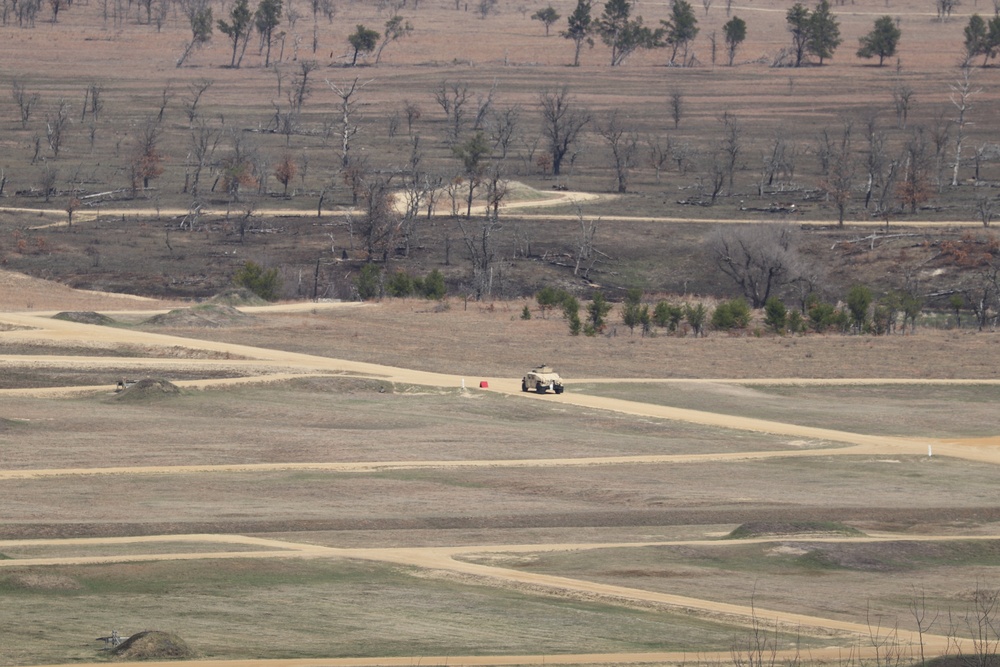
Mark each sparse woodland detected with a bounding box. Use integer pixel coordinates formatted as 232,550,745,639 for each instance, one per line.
0,0,999,330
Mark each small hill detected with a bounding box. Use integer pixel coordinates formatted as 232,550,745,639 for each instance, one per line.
110,631,195,661
726,521,865,539
113,379,181,402
142,304,250,328
207,287,269,307
52,311,117,326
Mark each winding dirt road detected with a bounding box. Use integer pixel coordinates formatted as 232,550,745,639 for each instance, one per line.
3,300,1000,667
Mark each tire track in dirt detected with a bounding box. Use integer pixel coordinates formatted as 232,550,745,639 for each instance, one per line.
3,308,1000,469
3,305,999,667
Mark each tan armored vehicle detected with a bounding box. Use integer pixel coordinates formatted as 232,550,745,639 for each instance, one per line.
522,365,565,394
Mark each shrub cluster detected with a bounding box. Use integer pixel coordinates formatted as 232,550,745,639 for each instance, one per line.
357,265,448,301
232,261,281,301
531,282,928,338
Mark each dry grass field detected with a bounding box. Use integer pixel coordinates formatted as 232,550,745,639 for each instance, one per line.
1,0,1000,665
2,269,1000,666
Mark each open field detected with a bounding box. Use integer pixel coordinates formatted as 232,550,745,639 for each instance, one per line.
2,0,1000,663
2,270,1000,666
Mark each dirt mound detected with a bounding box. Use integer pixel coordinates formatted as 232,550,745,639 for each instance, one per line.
52,311,117,326
726,521,865,539
142,304,250,328
207,287,269,307
114,379,182,401
110,631,195,661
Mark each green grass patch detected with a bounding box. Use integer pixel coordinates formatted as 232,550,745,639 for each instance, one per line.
725,522,866,539
0,557,792,664
51,311,119,326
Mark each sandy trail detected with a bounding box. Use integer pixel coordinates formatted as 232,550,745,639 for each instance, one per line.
3,307,1000,469
2,195,989,230
3,531,982,664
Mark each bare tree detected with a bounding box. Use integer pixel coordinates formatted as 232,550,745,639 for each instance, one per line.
434,80,470,140
482,160,510,222
950,66,979,187
705,153,726,204
11,79,40,129
668,88,683,128
398,136,430,254
935,0,960,19
573,206,600,278
477,0,497,19
962,583,1000,667
539,86,591,178
39,165,58,202
185,119,221,196
648,135,671,182
353,171,401,262
472,80,498,132
458,205,502,300
327,77,368,168
45,99,69,158
759,136,795,195
596,109,639,193
453,131,491,217
892,81,914,129
929,111,951,192
310,0,335,22
862,115,897,215
81,82,104,123
218,128,260,205
720,111,742,194
816,127,834,176
129,117,165,196
403,100,421,135
820,123,853,225
731,594,779,667
711,223,803,307
909,588,939,667
672,140,694,174
866,603,906,667
487,105,520,160
156,85,173,123
289,60,319,113
898,127,932,213
978,196,995,227
184,78,214,124
273,154,296,196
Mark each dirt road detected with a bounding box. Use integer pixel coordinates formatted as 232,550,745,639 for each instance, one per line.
1,530,979,666
2,302,999,667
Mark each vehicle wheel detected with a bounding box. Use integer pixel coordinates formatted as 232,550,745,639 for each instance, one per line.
554,385,564,394
521,380,528,392
536,386,547,394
